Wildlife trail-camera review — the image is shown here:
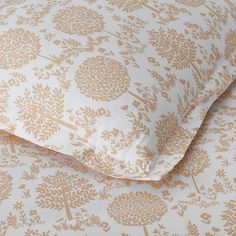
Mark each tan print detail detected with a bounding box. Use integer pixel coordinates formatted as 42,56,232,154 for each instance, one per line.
149,28,202,83
155,113,193,155
224,30,236,66
36,171,97,220
176,0,224,19
107,192,167,236
0,28,41,70
15,84,77,141
221,200,236,236
75,56,130,101
174,147,210,193
53,5,136,41
0,28,62,69
0,171,12,204
0,0,235,182
76,56,155,109
53,6,104,36
75,148,116,176
0,80,235,235
106,0,158,13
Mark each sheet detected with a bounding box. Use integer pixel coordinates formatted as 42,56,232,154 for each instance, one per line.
0,81,235,236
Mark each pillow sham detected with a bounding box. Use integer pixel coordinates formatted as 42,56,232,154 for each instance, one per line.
0,0,235,180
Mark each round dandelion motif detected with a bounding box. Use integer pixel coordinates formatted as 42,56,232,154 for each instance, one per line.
0,28,41,70
224,30,236,66
107,192,167,235
75,56,131,101
53,6,104,36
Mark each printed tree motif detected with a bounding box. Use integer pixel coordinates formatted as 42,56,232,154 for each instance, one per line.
75,56,130,101
0,131,16,154
174,146,210,193
224,30,236,66
36,171,97,220
155,113,193,155
74,148,116,176
107,0,158,13
52,208,110,232
15,84,77,141
107,192,167,236
53,6,105,36
149,28,203,83
154,3,191,25
0,28,61,69
0,28,41,70
221,200,236,236
0,130,29,154
76,56,154,108
0,171,13,204
176,0,224,20
52,6,124,40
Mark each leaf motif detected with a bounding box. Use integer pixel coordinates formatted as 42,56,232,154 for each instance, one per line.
36,171,97,220
15,84,77,141
0,171,13,204
187,221,199,236
156,113,193,155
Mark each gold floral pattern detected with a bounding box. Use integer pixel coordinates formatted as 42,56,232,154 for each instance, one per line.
148,28,201,80
0,1,236,235
53,6,104,36
107,191,167,234
225,30,236,66
15,84,77,141
176,0,227,23
0,80,236,235
221,200,236,236
0,0,235,182
75,56,130,101
0,28,41,69
155,113,193,155
36,171,96,220
176,0,206,7
174,147,210,193
0,171,12,204
75,148,116,176
107,0,152,12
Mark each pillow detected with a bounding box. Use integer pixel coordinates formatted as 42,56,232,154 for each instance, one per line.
0,0,235,180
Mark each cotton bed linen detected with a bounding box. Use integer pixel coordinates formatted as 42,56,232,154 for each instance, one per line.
0,81,236,236
0,1,236,235
0,0,235,181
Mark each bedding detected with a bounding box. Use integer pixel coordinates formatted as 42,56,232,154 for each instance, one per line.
0,80,235,236
0,0,235,180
